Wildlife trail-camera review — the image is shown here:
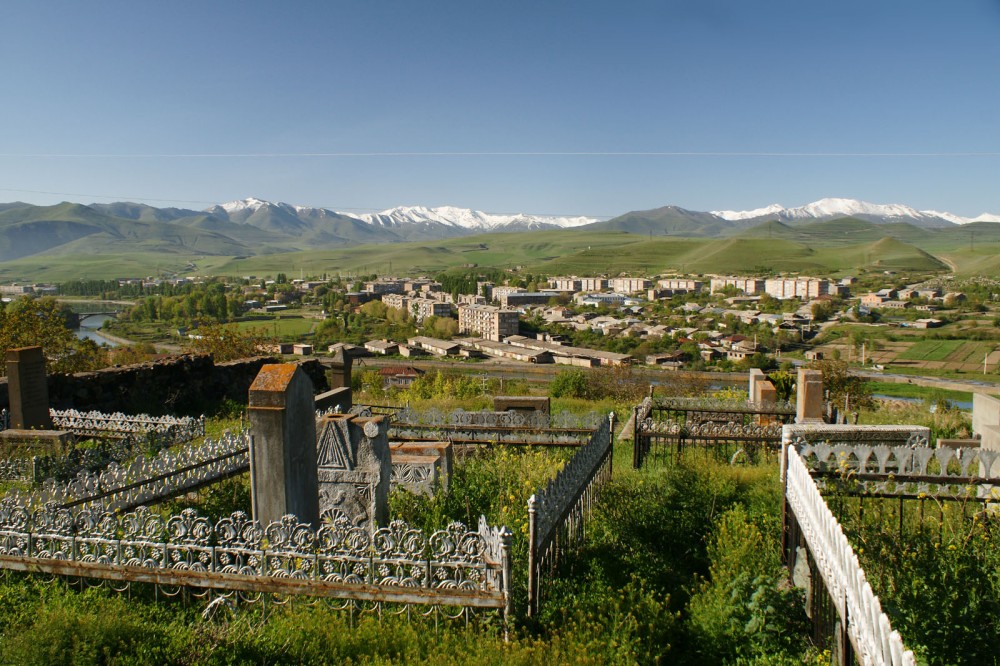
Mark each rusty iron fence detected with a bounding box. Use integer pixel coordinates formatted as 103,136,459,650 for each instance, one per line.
0,502,512,622
5,431,250,512
527,414,615,617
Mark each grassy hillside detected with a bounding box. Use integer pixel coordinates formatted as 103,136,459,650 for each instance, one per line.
0,209,984,281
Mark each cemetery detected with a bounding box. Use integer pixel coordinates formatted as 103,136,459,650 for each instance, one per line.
0,345,998,663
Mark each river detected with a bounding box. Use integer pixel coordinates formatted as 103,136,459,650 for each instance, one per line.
74,314,120,347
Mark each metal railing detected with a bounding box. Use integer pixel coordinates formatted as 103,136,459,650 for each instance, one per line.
0,502,511,620
527,413,615,616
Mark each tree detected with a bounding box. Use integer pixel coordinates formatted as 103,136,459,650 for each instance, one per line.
187,323,275,362
0,297,106,374
806,358,874,411
549,368,589,399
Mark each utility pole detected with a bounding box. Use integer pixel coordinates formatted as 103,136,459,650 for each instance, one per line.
862,342,866,366
985,352,989,375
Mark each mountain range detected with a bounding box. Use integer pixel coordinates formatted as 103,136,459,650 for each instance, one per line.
0,196,996,263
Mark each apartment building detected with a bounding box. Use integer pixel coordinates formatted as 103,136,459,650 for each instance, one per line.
709,277,766,294
764,278,829,300
457,304,520,342
609,277,652,294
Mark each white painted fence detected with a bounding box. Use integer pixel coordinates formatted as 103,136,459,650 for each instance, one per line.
785,446,916,666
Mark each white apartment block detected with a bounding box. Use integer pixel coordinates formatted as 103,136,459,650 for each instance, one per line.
609,278,652,294
657,278,703,292
457,304,520,342
579,277,608,291
764,278,829,300
709,277,766,295
409,297,452,322
381,293,409,311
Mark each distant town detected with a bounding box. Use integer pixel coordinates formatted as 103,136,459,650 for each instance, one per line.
5,266,994,382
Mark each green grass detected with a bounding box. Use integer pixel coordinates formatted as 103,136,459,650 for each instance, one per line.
867,381,973,403
898,339,966,361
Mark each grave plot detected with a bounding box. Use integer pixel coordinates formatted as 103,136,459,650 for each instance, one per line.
779,423,1000,665
0,362,618,627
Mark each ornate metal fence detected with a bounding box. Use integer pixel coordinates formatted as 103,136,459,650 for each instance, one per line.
634,420,783,468
5,431,250,512
784,445,917,666
527,414,615,617
389,408,601,450
0,502,512,620
49,409,206,444
649,396,796,427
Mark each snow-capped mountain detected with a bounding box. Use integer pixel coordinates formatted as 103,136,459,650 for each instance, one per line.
343,205,597,231
711,198,1000,227
207,199,599,233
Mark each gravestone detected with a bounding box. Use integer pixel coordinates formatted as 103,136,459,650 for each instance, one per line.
315,413,390,530
795,369,824,424
748,368,765,403
494,395,550,415
248,363,319,527
389,440,453,496
7,346,53,430
325,349,353,409
0,346,72,453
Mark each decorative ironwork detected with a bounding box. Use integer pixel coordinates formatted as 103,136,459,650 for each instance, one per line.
528,414,615,616
389,423,591,448
393,407,602,430
5,431,251,512
654,396,796,415
796,440,1000,499
634,413,783,469
784,424,930,449
49,408,206,444
784,446,917,665
0,502,511,615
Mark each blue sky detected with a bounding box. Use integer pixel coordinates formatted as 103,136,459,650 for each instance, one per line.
2,1,999,217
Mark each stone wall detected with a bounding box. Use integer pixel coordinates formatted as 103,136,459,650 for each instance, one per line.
0,354,330,417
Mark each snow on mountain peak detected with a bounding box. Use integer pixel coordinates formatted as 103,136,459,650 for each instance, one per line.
343,205,598,230
711,203,785,221
218,197,272,214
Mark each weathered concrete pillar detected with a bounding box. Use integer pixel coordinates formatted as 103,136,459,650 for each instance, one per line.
248,363,319,527
748,368,765,403
795,368,825,424
315,413,390,530
6,346,53,430
326,349,353,407
757,380,777,407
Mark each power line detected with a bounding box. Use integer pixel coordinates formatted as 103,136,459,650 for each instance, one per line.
3,151,1000,158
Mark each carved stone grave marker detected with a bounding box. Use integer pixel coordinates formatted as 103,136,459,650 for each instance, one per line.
315,413,390,530
7,346,53,430
1,346,73,453
248,363,319,527
796,368,824,424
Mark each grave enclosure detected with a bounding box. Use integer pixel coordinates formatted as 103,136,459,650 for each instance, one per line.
2,349,993,660
0,355,617,625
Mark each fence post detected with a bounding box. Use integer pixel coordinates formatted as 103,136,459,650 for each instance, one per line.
632,406,640,469
608,412,616,479
527,494,538,617
500,526,513,641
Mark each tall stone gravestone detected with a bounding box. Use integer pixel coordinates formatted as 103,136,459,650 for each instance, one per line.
315,413,390,530
795,368,825,424
7,346,54,430
248,363,319,527
1,346,72,452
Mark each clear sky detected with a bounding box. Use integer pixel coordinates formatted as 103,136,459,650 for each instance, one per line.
2,0,1000,218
